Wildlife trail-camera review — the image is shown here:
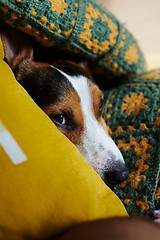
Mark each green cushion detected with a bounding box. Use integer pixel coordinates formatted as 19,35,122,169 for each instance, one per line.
103,69,160,218
0,0,145,79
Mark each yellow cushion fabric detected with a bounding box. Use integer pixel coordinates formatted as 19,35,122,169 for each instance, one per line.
0,37,127,240
0,37,4,59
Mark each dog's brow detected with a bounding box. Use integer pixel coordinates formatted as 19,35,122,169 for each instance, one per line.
65,108,74,117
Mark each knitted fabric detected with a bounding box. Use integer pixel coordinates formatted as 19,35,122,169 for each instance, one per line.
103,69,160,218
0,0,145,78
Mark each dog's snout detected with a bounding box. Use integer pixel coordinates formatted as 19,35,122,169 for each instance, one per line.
105,161,129,185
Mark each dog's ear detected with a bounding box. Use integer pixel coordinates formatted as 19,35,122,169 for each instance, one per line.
78,61,94,82
0,23,33,70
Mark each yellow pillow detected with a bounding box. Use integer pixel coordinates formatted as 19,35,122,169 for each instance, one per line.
0,37,127,240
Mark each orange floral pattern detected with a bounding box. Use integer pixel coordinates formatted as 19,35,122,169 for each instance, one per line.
121,92,148,116
79,3,118,54
136,199,150,212
49,0,68,15
104,28,127,74
124,43,139,64
118,138,151,189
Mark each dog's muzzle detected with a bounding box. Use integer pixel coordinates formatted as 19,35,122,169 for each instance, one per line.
105,161,129,185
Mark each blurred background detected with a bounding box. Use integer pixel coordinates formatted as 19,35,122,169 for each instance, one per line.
98,0,160,69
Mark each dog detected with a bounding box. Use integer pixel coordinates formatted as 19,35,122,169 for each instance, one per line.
0,23,129,185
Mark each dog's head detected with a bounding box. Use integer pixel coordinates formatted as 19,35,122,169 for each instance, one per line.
0,24,129,184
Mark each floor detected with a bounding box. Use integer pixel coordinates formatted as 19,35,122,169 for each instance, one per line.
97,0,160,69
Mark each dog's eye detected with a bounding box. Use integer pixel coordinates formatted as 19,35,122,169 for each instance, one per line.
99,98,104,116
50,114,67,125
49,113,71,130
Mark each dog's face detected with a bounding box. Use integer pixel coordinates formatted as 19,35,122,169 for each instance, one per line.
16,61,129,184
0,24,129,184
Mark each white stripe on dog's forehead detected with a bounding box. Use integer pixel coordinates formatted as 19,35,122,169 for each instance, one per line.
56,69,92,116
67,76,92,115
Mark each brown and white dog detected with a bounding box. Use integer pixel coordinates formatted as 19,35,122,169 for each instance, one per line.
0,24,129,185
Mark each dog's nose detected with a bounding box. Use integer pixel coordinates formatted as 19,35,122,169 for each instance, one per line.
105,161,129,185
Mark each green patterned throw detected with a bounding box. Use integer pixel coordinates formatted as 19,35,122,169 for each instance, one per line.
0,0,145,78
103,69,160,218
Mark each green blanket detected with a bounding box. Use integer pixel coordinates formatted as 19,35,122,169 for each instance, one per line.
0,0,145,79
103,69,160,218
